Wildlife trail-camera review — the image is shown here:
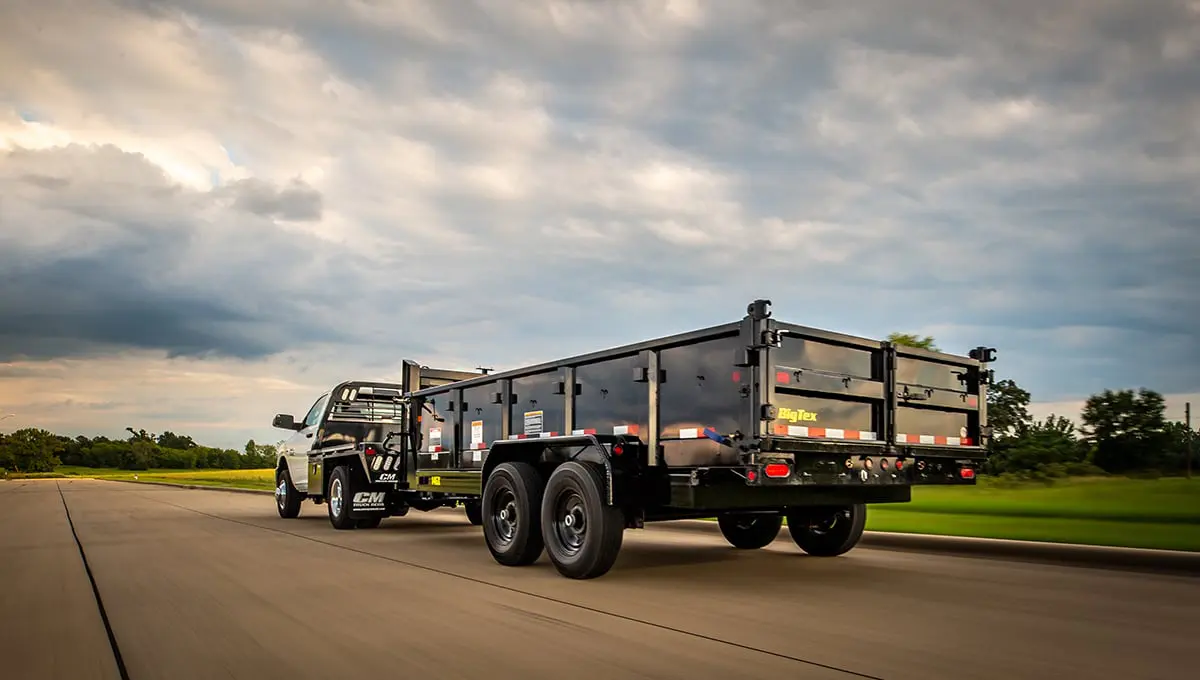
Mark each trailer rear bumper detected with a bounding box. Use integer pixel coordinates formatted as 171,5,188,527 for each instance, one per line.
656,445,985,512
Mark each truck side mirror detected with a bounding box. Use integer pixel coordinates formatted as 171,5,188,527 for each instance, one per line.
272,413,301,430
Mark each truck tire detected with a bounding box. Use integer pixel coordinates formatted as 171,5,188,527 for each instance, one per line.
717,513,782,549
785,504,867,557
464,500,483,526
356,516,382,529
540,461,624,580
482,462,545,567
326,466,358,531
275,467,302,519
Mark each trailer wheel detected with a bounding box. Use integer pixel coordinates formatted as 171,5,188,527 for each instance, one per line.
464,501,483,526
717,513,783,549
482,462,545,566
326,466,358,531
275,467,302,519
785,504,867,556
541,461,625,580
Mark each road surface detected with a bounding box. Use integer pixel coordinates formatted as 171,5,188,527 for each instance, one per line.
1,478,1196,679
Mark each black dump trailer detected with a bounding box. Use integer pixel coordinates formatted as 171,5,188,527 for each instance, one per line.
292,299,997,580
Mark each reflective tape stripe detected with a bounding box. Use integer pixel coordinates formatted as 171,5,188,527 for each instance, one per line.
773,424,877,441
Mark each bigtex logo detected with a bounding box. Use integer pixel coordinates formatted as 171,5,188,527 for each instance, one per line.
778,407,819,423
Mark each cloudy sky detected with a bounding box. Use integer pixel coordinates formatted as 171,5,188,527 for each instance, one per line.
1,0,1197,449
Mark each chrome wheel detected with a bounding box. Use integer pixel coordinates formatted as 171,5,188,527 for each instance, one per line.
330,478,343,517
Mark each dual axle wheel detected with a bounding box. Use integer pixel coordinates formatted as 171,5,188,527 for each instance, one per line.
717,504,867,556
482,461,624,580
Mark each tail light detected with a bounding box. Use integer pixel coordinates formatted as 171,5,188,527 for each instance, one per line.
612,444,625,456
764,463,791,478
363,446,375,456
960,467,975,480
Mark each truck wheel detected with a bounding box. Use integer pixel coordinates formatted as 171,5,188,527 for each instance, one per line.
464,501,483,526
785,504,867,556
326,466,358,531
275,467,302,519
482,462,545,566
717,513,782,549
540,461,624,580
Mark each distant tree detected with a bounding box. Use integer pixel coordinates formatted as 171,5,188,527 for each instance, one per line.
0,428,65,473
887,332,939,352
988,379,1033,439
1080,388,1169,473
987,414,1087,474
157,431,196,450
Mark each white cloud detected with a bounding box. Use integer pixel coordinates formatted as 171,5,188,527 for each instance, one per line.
0,0,1197,447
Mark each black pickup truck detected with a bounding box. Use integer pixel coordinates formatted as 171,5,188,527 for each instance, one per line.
271,299,995,579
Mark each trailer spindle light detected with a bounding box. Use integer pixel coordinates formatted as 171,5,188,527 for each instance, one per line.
960,467,975,480
764,463,790,478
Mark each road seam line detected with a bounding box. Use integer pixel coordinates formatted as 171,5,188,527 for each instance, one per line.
57,481,132,680
126,487,885,680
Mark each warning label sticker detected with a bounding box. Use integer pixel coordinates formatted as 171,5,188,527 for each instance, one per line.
471,420,484,447
429,427,442,444
523,410,543,436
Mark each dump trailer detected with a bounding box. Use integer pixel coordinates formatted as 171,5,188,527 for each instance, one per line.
272,299,996,579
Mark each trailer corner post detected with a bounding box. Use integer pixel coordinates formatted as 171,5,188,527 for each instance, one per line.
647,350,662,468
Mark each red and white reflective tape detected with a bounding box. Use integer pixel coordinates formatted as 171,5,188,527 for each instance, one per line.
506,432,560,440
467,442,486,450
773,425,878,441
612,424,640,436
571,428,598,435
895,433,975,446
678,427,706,439
426,445,443,453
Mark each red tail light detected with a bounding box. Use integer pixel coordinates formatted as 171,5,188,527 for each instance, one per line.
363,446,375,455
895,459,904,470
960,467,975,479
764,463,790,478
612,444,624,456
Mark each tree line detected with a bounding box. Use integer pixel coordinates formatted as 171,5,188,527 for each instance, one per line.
1,334,1196,478
0,426,279,474
887,333,1196,480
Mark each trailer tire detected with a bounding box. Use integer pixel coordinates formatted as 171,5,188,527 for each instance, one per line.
275,467,302,519
785,504,867,557
482,462,545,567
464,500,483,526
356,516,382,529
717,513,783,549
541,461,625,580
326,466,358,531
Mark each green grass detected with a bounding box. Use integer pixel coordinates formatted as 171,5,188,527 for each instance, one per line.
44,466,276,491
16,467,1200,552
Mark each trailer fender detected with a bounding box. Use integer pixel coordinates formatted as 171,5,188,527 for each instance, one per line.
483,435,620,505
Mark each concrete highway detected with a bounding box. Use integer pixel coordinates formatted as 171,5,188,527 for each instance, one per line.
2,479,1197,680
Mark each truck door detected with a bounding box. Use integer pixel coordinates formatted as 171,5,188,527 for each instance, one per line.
280,393,328,493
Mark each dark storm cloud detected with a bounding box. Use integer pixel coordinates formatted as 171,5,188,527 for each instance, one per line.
2,0,1197,406
225,177,323,221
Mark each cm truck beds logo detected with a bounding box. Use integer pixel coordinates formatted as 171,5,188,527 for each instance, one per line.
353,491,385,509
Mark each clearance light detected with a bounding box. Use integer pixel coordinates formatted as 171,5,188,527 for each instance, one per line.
775,371,791,384
895,459,904,470
764,463,790,478
613,444,625,456
747,470,758,482
960,468,976,480
363,446,376,456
